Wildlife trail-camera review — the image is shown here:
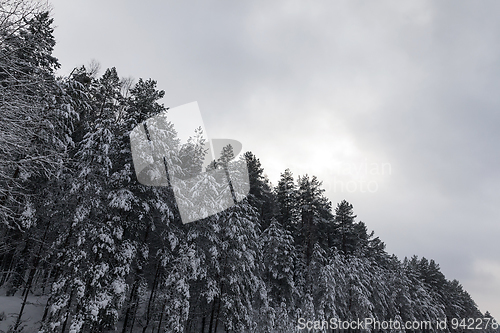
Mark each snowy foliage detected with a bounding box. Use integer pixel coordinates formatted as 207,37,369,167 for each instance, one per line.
0,3,496,332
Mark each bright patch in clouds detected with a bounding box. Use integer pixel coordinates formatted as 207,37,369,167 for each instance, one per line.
467,259,500,315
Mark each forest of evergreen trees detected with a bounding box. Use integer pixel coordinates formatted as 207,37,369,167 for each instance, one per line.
0,1,498,332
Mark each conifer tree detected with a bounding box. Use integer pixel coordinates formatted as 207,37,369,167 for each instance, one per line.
260,218,296,308
333,200,370,255
296,175,332,266
275,169,299,235
244,152,275,230
202,145,263,332
0,3,74,227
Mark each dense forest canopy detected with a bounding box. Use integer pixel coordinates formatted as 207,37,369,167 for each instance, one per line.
0,1,498,332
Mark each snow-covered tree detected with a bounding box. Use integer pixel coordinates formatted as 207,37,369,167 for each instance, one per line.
296,175,332,266
0,1,75,228
244,152,275,230
260,218,296,308
275,169,299,234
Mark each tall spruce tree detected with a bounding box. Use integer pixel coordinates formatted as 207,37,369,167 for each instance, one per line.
275,169,299,235
260,218,296,308
0,3,74,228
244,152,275,230
296,175,332,266
333,200,370,255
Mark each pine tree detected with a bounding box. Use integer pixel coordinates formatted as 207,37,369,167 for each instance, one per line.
201,146,262,332
42,100,130,332
260,218,296,308
275,169,299,235
385,256,415,323
406,256,446,322
126,78,165,123
244,152,275,230
215,201,261,331
333,200,370,255
0,3,73,228
296,175,332,266
483,312,500,333
114,74,181,333
38,68,178,333
0,6,80,330
342,256,374,322
313,250,343,325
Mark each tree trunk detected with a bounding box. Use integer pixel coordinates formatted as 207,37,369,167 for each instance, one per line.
60,286,76,333
208,299,217,333
123,229,149,333
121,277,140,333
142,260,161,333
41,221,74,324
213,295,222,333
13,221,49,331
156,298,168,333
7,233,31,296
201,316,206,333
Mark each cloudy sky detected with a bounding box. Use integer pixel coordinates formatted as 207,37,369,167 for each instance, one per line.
49,0,500,318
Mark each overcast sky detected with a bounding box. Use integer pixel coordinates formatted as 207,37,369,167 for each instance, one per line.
49,0,500,318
